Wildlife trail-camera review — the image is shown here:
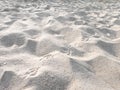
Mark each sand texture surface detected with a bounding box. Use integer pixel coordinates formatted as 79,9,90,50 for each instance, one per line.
0,0,120,90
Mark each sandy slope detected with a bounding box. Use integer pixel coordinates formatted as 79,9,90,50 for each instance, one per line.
0,0,120,90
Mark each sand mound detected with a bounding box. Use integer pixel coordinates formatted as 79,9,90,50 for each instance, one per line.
87,56,120,90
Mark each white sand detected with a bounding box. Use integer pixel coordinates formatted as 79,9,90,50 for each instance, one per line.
0,0,120,90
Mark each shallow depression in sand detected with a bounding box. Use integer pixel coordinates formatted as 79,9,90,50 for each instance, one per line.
0,33,26,47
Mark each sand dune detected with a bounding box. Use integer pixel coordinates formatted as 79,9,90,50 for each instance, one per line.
0,0,120,90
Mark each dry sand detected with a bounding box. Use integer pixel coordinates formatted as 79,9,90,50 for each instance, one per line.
0,0,120,90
